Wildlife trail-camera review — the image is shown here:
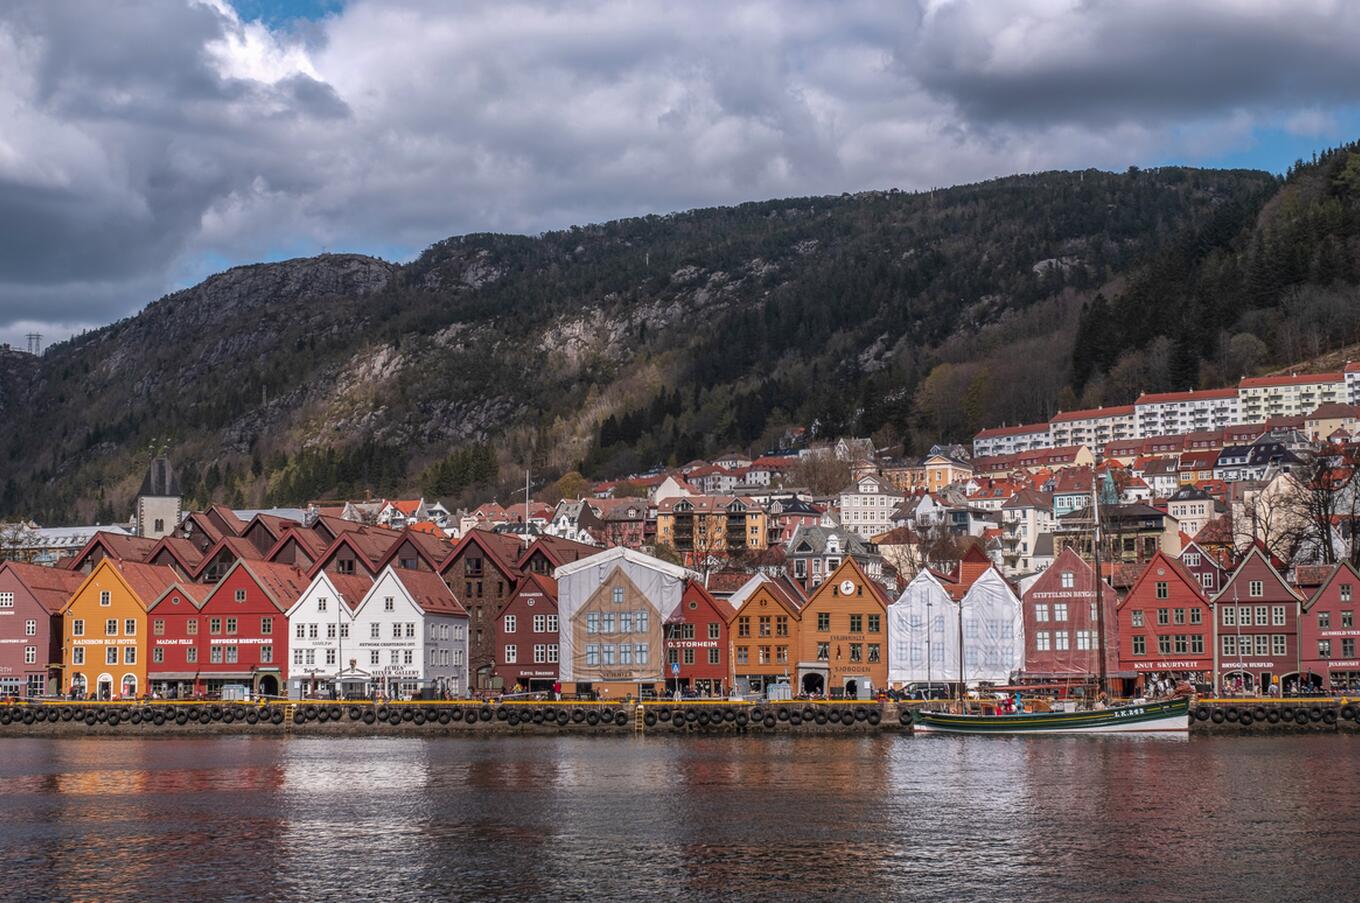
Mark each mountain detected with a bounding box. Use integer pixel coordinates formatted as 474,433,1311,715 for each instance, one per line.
4,145,1359,523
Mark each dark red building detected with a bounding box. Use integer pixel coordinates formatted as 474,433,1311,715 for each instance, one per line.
1178,540,1228,596
1019,547,1119,691
664,581,729,696
0,562,84,697
1214,546,1302,695
494,573,559,692
439,529,524,690
1299,562,1360,693
147,581,212,698
1116,551,1214,694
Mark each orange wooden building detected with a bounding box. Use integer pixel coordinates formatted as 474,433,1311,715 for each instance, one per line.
794,558,890,697
60,559,178,699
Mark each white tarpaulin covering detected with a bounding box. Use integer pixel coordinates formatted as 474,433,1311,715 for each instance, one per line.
958,569,1025,683
888,569,959,683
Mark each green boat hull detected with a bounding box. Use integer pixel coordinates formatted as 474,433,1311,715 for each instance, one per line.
911,697,1191,734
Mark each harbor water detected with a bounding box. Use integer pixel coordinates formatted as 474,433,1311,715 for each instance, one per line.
1,734,1357,901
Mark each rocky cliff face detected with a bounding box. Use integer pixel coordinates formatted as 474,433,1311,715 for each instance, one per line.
2,165,1289,521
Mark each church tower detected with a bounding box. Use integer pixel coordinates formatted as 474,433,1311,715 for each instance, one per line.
136,455,181,539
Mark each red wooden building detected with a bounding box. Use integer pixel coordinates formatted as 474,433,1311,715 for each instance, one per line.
0,562,84,697
664,581,729,697
1214,546,1303,695
494,572,559,693
147,582,212,698
1018,547,1119,691
1178,540,1228,596
1116,551,1215,694
1299,561,1360,694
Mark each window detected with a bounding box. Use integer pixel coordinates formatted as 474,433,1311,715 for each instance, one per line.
816,642,829,661
24,619,36,637
261,645,272,663
123,647,135,665
1076,630,1092,651
709,647,721,665
1342,584,1353,602
849,643,862,662
1344,639,1356,658
1319,611,1332,629
586,644,600,666
1053,604,1068,622
709,623,721,640
1173,635,1188,654
1035,631,1051,651
683,648,694,665
209,618,222,635
0,592,11,608
327,623,337,640
211,646,223,664
504,615,516,634
1344,611,1355,629
225,617,237,635
151,647,163,664
371,623,380,639
1157,608,1169,626
225,646,239,664
1254,606,1268,627
1249,580,1263,598
1055,631,1070,651
261,617,272,635
73,619,84,637
296,622,306,638
1132,635,1146,656
1158,635,1171,654
1272,634,1286,656
817,612,830,631
1184,553,1201,567
234,589,246,603
317,598,328,612
1173,609,1185,625
621,612,635,634
849,614,862,633
533,644,546,664
73,647,85,665
187,647,198,664
533,614,546,633
1061,571,1074,589
1131,610,1144,628
1190,608,1202,625
24,646,36,665
547,615,558,633
392,623,402,638
612,587,625,604
1271,606,1285,626
406,623,415,638
736,647,749,665
548,645,559,663
1191,636,1204,654
1254,635,1269,656
370,650,379,666
1155,582,1169,600
505,644,517,664
99,591,111,607
1201,573,1214,589
737,616,750,638
106,619,118,636
1223,606,1236,626
384,597,395,612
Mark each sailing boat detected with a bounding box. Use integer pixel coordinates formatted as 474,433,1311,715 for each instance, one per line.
914,460,1190,734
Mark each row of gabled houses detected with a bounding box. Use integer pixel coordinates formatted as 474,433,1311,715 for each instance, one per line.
6,508,1359,700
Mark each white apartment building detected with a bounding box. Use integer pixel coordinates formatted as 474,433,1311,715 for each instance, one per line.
1134,388,1240,438
1047,405,1136,452
1238,373,1344,422
837,475,906,541
971,422,1053,459
1346,362,1360,405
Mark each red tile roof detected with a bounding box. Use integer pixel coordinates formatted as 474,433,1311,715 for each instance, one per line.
1050,405,1134,423
392,569,467,616
110,560,183,607
1240,372,1342,388
973,421,1051,440
1136,388,1239,404
0,561,85,613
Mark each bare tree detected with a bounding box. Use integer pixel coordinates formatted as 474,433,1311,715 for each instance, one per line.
790,456,852,496
1287,446,1360,566
0,521,39,563
1233,474,1313,564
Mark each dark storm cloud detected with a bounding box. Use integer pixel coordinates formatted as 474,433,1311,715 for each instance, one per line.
0,0,1355,348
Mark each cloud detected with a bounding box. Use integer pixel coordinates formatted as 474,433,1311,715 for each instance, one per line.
1,0,1358,348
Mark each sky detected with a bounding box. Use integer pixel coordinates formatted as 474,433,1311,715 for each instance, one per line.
2,0,1359,350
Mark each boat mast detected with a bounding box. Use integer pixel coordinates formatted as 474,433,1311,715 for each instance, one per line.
1092,457,1108,699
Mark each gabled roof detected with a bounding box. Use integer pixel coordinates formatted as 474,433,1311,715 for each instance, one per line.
375,526,454,572
1117,550,1208,611
731,575,805,619
668,580,727,623
516,535,599,571
513,571,558,603
553,545,697,581
68,531,160,571
264,525,330,563
191,535,267,579
221,559,312,611
206,504,248,536
149,536,207,571
440,528,526,579
1304,561,1360,612
308,528,403,578
386,567,468,616
67,559,181,613
147,579,213,612
1216,545,1302,603
0,561,86,613
243,512,302,541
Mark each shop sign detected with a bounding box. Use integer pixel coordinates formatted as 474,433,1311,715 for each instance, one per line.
1219,660,1278,670
1133,660,1208,671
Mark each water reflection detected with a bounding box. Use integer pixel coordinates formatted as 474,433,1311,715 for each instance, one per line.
0,735,1358,902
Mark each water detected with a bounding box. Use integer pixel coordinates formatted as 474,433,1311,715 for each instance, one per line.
1,734,1357,902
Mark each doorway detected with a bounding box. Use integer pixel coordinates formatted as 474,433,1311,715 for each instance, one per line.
257,674,280,698
801,673,824,695
97,675,113,700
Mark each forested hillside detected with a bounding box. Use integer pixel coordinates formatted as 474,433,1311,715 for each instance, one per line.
5,145,1360,524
